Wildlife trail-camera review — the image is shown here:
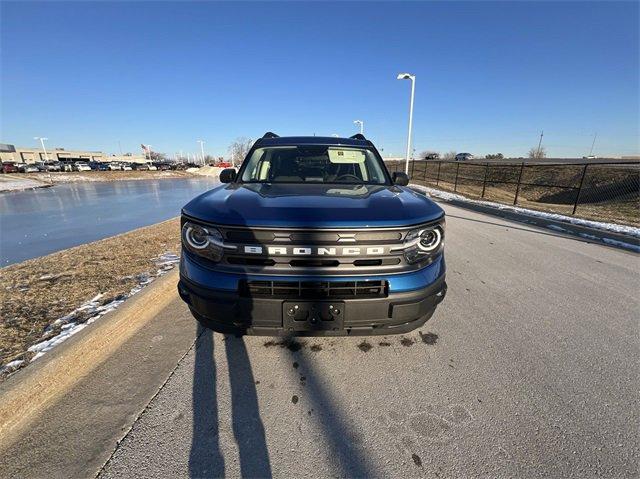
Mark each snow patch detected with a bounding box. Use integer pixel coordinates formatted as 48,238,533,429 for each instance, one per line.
0,176,49,192
410,184,640,238
13,251,181,371
0,359,26,376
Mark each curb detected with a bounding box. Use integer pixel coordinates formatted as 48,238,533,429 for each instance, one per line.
0,269,180,449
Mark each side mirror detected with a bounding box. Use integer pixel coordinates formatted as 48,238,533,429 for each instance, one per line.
392,172,409,186
219,168,237,183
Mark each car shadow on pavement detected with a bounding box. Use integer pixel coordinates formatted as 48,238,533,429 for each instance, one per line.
189,326,226,478
284,335,375,478
189,326,272,479
223,334,272,478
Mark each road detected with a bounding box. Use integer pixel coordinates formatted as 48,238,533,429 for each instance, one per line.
3,202,640,478
100,202,639,478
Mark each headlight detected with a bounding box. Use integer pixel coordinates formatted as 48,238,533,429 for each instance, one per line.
182,221,225,262
402,223,444,264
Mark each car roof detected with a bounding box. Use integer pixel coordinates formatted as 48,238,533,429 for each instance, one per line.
254,135,372,148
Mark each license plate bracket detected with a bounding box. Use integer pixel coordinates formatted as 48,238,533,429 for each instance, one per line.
282,301,345,331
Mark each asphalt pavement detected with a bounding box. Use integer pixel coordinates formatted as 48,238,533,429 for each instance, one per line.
94,202,639,478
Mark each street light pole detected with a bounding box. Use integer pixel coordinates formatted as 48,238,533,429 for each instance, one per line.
146,145,153,163
197,140,205,165
589,132,598,157
34,137,49,161
397,73,416,174
353,120,364,135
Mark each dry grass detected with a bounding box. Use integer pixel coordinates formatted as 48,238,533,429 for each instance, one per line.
22,170,195,184
0,218,181,368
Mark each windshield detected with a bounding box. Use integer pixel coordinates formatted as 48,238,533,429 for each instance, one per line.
239,146,390,184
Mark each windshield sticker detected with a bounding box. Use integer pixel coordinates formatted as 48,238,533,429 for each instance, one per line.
328,148,366,164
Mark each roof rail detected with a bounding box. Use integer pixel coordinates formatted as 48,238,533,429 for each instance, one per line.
262,132,279,139
349,133,366,140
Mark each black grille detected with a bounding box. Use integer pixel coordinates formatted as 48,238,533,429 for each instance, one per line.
240,280,388,299
220,227,404,244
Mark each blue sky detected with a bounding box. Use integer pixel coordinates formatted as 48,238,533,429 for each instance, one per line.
1,1,638,158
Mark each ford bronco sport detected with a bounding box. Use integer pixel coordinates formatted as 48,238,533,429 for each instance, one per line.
178,133,447,335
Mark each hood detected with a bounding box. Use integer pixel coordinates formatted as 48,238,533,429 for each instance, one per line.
182,183,444,228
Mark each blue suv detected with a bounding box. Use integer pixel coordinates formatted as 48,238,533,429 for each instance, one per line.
178,133,446,336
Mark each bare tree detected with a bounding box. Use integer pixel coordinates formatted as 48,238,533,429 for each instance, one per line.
485,153,504,160
228,137,254,167
528,146,546,159
149,151,167,161
442,151,457,161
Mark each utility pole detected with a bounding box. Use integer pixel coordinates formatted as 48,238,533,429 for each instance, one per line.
536,130,544,158
589,132,597,157
118,140,123,156
397,73,416,174
34,137,49,161
197,139,205,164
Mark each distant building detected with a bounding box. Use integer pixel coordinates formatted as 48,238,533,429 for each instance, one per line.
0,144,148,164
0,144,104,163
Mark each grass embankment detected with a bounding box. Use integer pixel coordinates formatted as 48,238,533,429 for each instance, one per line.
0,218,181,371
408,162,640,226
22,170,196,184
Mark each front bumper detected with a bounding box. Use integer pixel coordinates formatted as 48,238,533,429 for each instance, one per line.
178,271,447,336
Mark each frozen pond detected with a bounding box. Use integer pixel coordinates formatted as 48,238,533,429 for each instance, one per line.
0,178,219,266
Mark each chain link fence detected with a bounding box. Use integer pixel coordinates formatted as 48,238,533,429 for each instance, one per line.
386,159,640,227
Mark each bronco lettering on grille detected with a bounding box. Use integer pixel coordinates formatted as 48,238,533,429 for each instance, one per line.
242,246,387,256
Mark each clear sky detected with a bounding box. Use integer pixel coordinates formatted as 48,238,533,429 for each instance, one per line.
1,1,638,158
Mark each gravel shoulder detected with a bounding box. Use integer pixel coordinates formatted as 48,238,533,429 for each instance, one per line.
0,218,181,374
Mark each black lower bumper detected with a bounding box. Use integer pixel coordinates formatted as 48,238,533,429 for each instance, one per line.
178,275,446,336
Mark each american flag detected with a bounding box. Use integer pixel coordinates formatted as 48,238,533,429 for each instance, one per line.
141,144,150,152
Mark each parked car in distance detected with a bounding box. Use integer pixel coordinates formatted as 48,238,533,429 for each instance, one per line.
455,153,474,161
121,163,133,171
73,162,92,172
132,163,150,171
17,163,40,173
89,161,109,171
45,161,62,172
153,162,172,171
60,161,75,172
106,162,122,171
424,153,440,160
1,162,18,173
147,163,158,171
216,161,233,168
171,163,188,170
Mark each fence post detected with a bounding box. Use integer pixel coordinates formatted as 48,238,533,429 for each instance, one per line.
423,160,428,183
481,162,489,198
454,162,460,192
513,162,525,206
410,158,415,178
436,162,441,186
572,164,589,215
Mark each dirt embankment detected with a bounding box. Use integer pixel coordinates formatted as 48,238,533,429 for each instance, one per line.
0,218,182,372
1,168,227,192
23,170,196,184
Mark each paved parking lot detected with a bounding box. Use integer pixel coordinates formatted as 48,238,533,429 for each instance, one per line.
98,203,639,478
